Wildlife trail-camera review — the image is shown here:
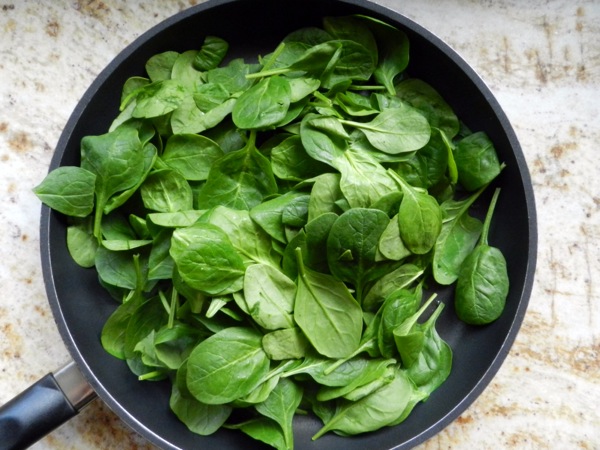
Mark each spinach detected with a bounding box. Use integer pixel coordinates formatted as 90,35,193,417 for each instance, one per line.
33,166,96,217
187,327,270,404
454,188,509,324
391,170,443,255
432,185,487,285
195,131,278,210
454,131,502,191
170,222,245,295
326,208,390,302
294,248,363,358
35,14,509,449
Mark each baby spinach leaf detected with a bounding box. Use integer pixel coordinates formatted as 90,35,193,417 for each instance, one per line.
33,166,96,217
395,79,459,139
81,126,147,239
391,171,443,255
433,185,487,285
326,208,390,300
362,263,425,312
271,135,329,182
170,381,233,435
145,51,179,82
147,211,205,228
403,302,452,398
196,134,278,210
250,191,307,243
255,378,303,449
147,229,175,281
171,50,203,90
262,327,309,360
378,285,422,359
336,147,398,209
154,323,203,370
66,217,98,268
321,39,375,88
203,206,279,268
377,213,411,262
243,263,296,330
294,248,363,359
141,169,193,213
101,291,144,360
193,35,229,71
360,15,409,96
341,105,430,155
454,131,501,191
323,15,378,59
454,188,509,324
312,366,413,438
316,358,395,402
124,295,169,377
161,134,224,181
102,141,157,215
281,194,310,228
187,327,270,404
207,58,257,94
232,76,291,130
395,127,450,189
193,83,230,112
95,247,144,290
300,114,348,167
307,173,344,221
132,79,187,118
235,418,287,450
170,222,245,295
303,212,338,273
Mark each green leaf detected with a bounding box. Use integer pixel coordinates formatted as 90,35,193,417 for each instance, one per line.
262,327,309,360
161,134,224,181
193,35,229,71
132,79,187,118
454,131,501,191
243,263,296,330
232,76,291,129
145,51,179,82
312,367,414,438
294,248,363,359
170,381,232,435
454,188,509,324
326,208,390,300
196,139,278,210
392,172,443,255
186,327,270,404
395,79,459,139
341,106,430,155
255,378,303,449
140,169,193,213
33,166,96,217
170,222,245,295
433,187,486,285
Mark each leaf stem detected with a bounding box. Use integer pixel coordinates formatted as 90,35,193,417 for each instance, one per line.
168,288,178,329
480,188,501,246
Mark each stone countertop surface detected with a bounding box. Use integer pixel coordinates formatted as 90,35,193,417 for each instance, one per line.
0,0,598,449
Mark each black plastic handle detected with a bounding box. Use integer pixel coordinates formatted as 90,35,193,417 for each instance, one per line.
0,362,96,450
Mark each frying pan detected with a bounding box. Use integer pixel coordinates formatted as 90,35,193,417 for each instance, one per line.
0,0,537,448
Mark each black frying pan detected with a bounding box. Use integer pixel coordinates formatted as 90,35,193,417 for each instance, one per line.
0,0,537,448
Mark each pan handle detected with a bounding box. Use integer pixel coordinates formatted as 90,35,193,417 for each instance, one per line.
0,361,96,449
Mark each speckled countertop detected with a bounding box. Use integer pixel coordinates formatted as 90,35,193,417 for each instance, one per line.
0,0,598,449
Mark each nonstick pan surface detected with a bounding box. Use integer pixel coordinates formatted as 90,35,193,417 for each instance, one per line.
37,0,537,448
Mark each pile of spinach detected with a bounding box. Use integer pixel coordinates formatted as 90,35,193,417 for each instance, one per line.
34,14,508,449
